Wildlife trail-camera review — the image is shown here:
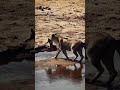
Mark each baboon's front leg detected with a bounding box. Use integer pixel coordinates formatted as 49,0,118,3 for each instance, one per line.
90,59,104,83
55,49,61,58
74,64,77,70
101,49,117,85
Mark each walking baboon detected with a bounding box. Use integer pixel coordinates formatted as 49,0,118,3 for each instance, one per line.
51,34,85,62
86,32,120,85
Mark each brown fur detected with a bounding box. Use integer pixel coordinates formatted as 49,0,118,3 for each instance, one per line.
51,34,85,62
86,32,120,84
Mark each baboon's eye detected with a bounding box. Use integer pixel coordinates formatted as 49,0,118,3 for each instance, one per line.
54,34,57,36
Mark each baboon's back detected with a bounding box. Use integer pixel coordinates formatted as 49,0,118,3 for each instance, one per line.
86,32,115,58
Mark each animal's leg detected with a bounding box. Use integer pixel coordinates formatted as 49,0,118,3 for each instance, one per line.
74,64,77,69
116,48,120,56
73,50,78,60
90,58,104,83
54,49,61,58
62,50,69,59
85,51,88,59
115,40,120,56
102,49,117,85
78,49,84,62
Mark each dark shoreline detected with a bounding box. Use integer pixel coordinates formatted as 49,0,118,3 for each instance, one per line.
0,79,34,90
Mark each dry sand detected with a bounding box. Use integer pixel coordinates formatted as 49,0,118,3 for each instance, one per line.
35,0,85,47
0,0,34,52
86,0,120,39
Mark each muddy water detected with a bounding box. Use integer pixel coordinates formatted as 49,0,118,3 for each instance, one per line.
35,50,85,90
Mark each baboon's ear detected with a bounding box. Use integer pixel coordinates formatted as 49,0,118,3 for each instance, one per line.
48,38,52,42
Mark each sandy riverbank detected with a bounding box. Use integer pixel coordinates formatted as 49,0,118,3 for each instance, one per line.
35,0,85,47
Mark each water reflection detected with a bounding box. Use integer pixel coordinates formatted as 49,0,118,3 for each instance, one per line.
35,51,85,89
46,63,83,82
35,63,85,90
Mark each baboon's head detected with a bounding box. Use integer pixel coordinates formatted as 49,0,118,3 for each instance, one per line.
51,33,59,42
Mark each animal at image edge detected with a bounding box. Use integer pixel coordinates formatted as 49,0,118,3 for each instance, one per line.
86,32,120,85
50,34,85,62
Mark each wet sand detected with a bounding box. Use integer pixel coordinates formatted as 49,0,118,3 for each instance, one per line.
35,59,77,70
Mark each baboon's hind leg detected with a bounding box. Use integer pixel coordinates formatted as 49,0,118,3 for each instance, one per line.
73,50,78,60
90,58,104,83
116,48,120,56
101,49,117,85
78,49,84,62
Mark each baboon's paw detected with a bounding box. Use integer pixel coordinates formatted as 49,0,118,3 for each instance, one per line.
51,56,57,59
102,82,112,87
88,80,96,84
85,78,96,84
78,61,82,64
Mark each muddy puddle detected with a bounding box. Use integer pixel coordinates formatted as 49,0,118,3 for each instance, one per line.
35,50,85,90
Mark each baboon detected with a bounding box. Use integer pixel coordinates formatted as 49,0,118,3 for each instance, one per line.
50,34,85,62
86,32,120,85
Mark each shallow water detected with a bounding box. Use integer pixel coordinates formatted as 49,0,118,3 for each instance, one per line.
0,60,34,82
35,50,85,90
35,49,85,61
